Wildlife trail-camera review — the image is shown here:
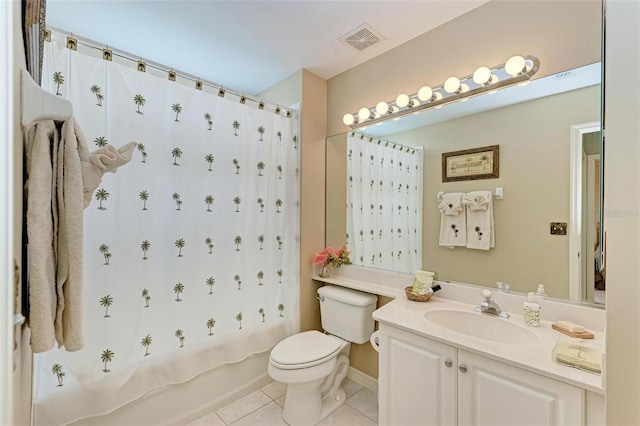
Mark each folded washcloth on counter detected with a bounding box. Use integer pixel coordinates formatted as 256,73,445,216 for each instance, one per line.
438,192,466,247
552,339,602,374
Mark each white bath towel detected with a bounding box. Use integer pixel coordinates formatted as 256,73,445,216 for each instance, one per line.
26,117,135,352
54,118,89,351
463,191,495,250
438,192,467,247
26,121,59,353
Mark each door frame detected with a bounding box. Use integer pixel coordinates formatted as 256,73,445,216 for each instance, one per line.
569,121,601,301
0,0,16,424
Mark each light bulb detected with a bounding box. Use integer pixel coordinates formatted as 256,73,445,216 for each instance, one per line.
473,66,492,85
376,101,389,115
358,107,371,122
396,93,410,108
343,113,355,126
505,55,526,76
444,76,461,94
418,86,433,101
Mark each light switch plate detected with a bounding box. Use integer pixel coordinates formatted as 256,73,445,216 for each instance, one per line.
550,222,567,235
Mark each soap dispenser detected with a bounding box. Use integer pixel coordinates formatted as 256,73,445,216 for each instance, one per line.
535,284,547,300
523,292,541,327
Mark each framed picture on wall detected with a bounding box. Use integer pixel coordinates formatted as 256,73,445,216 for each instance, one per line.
442,145,499,182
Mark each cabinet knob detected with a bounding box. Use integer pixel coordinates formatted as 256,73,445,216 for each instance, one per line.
459,364,468,373
444,359,453,368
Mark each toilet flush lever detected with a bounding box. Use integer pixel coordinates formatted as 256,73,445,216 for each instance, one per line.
316,295,324,302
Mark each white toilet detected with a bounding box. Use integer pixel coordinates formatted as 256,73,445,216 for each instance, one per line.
268,285,378,425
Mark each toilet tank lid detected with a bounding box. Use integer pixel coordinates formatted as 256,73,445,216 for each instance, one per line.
317,285,377,306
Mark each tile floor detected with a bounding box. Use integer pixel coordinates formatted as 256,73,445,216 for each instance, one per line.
187,377,378,426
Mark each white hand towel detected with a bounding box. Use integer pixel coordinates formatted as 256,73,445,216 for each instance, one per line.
438,192,467,247
463,191,494,250
77,132,136,208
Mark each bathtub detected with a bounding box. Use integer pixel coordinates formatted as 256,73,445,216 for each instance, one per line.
33,323,289,426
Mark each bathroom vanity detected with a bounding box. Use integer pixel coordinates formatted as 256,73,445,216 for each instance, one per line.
314,266,605,426
376,298,603,426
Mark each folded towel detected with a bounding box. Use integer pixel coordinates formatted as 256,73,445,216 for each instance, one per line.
438,193,466,247
463,191,494,250
553,340,602,374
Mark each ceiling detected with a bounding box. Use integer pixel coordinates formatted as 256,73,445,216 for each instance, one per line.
46,0,490,95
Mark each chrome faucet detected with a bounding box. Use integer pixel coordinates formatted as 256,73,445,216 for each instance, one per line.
474,289,510,318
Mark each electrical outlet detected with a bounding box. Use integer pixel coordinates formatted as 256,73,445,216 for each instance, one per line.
550,222,567,235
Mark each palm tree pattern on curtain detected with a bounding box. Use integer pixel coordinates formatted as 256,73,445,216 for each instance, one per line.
346,133,423,274
37,34,300,393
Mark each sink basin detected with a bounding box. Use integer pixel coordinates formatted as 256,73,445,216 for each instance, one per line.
424,309,539,345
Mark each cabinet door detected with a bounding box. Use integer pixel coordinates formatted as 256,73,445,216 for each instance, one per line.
457,350,583,426
379,324,457,426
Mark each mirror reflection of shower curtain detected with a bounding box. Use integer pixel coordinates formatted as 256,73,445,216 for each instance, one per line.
346,133,423,274
33,30,299,423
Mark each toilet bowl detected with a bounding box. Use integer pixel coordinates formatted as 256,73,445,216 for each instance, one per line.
268,286,378,426
268,331,350,425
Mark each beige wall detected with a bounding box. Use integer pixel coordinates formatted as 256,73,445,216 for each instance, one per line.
298,70,328,332
327,0,601,136
258,70,302,111
604,1,640,424
349,295,393,378
325,134,348,249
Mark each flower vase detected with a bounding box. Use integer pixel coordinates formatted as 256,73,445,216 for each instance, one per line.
319,263,331,278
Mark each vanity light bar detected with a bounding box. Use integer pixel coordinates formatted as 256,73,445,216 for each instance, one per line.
343,55,540,129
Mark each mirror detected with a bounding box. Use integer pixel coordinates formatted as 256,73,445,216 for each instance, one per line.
326,63,604,305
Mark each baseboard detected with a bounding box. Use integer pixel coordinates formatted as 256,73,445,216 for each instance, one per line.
347,367,378,392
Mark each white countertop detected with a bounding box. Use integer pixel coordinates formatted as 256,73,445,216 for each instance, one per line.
313,267,605,395
372,295,604,394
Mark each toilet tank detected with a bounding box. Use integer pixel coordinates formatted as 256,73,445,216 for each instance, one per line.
317,286,377,344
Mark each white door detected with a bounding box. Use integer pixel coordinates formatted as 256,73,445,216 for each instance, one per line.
457,350,583,426
379,325,457,426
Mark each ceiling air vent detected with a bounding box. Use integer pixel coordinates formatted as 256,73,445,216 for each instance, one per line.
339,23,385,52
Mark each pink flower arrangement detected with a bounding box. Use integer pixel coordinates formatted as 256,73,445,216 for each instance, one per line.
313,246,351,277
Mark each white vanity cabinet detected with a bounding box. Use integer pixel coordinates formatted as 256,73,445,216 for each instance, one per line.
378,324,584,426
457,350,583,425
378,323,457,425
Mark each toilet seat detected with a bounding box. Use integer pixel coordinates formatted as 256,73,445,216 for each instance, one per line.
270,331,344,370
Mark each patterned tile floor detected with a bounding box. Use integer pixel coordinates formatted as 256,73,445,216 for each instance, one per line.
187,377,378,426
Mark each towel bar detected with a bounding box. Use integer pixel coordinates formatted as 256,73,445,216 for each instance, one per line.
437,187,504,202
21,69,73,131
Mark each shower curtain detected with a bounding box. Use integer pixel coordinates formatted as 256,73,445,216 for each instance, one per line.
346,133,423,274
33,30,299,422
